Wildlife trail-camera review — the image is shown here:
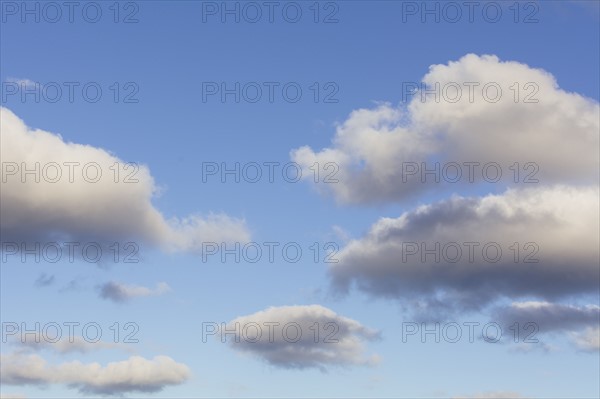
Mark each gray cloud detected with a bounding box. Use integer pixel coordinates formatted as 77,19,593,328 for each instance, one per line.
221,305,380,371
34,273,54,287
493,301,600,352
0,107,250,254
0,353,190,395
494,301,600,332
329,186,599,317
99,281,171,303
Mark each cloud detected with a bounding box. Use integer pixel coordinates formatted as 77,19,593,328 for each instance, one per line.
13,336,128,355
4,77,37,89
58,278,84,293
291,54,599,204
570,327,600,352
0,107,250,254
507,341,556,354
99,281,171,302
34,273,54,287
0,353,190,395
220,305,380,371
493,301,599,351
329,185,599,316
331,225,351,243
494,301,600,332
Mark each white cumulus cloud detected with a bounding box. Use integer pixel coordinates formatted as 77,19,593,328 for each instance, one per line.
0,107,250,254
291,54,599,204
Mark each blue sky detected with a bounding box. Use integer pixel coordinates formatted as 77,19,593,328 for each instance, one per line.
1,1,599,398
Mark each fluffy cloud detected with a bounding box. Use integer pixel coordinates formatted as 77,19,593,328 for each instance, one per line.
0,353,190,395
0,107,250,253
329,185,599,316
220,305,380,371
293,54,600,355
291,54,599,204
99,281,171,302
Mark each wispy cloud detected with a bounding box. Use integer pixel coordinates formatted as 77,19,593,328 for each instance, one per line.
99,281,171,303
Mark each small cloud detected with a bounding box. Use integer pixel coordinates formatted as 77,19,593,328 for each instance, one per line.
4,78,38,89
99,281,171,303
221,305,380,371
508,341,556,354
58,278,85,293
570,327,600,352
34,273,54,287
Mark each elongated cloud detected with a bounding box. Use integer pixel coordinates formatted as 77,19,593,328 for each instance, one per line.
0,353,190,395
12,336,130,355
494,301,600,351
292,54,599,204
0,107,250,253
330,185,599,315
220,305,380,371
570,327,600,352
99,281,171,302
494,301,600,332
